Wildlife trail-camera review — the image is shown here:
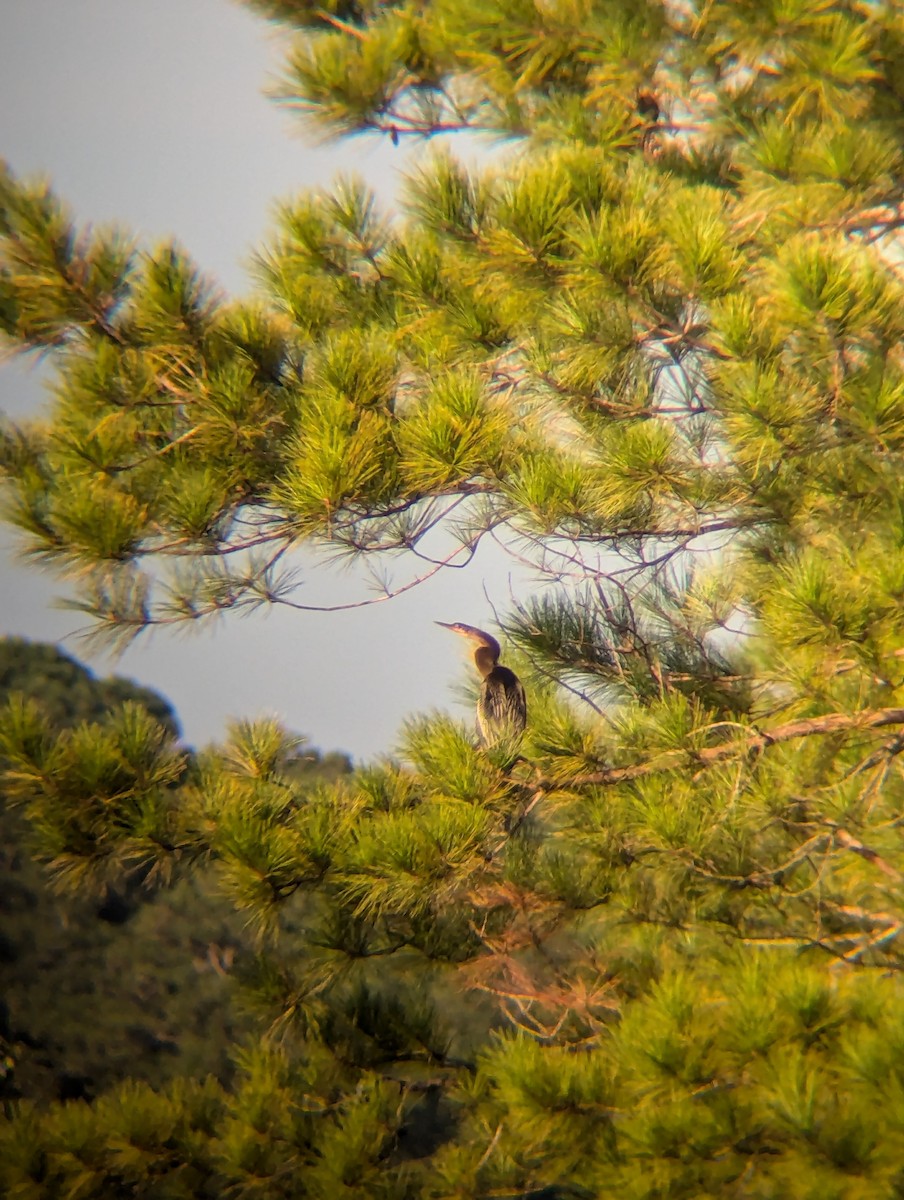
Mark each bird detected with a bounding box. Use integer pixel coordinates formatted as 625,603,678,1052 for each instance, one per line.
436,621,527,747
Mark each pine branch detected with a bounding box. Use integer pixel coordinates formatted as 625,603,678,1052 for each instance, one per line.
539,707,904,790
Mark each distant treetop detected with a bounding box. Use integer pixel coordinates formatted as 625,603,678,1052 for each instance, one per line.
0,637,180,737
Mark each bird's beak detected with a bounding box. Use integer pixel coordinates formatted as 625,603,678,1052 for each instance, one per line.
435,621,455,630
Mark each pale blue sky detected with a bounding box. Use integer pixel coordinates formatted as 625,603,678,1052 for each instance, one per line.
0,0,523,757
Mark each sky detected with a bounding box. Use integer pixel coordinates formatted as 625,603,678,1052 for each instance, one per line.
0,0,523,759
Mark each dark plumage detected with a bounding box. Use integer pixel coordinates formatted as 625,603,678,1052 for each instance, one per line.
436,622,527,746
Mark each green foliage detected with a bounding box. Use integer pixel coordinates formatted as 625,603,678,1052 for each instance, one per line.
4,0,904,1195
0,161,133,347
0,829,249,1107
0,639,351,1115
396,368,510,492
0,637,179,736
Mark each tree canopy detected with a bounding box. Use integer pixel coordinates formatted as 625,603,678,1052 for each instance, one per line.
0,637,180,734
0,638,350,1109
2,1,904,1196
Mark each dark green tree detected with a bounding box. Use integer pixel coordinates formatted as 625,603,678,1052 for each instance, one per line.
0,637,179,734
2,1,904,1196
0,640,349,1110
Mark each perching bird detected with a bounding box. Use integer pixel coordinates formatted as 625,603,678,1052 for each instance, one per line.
436,622,527,747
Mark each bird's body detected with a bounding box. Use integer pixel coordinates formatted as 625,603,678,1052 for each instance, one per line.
436,622,527,746
476,663,527,747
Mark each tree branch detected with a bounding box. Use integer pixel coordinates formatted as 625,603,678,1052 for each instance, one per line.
538,708,904,790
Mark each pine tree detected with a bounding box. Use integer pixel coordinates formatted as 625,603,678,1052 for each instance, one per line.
2,1,904,1196
0,640,352,1109
0,637,180,734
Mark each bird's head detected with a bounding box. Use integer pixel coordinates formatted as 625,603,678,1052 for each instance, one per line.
435,622,501,663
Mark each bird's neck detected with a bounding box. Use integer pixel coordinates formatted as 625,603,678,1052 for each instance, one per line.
474,645,498,677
